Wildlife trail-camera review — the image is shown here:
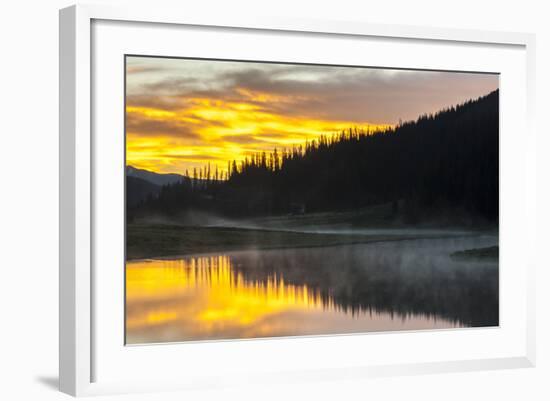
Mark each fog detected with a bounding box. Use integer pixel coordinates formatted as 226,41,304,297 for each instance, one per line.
135,209,491,238
224,235,499,325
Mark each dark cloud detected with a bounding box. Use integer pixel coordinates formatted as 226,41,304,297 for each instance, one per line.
126,95,186,111
126,65,165,74
144,77,202,93
220,134,259,144
134,65,497,125
126,114,198,138
252,132,303,140
218,67,498,123
220,132,321,151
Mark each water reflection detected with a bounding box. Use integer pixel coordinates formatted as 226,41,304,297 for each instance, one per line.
126,236,498,344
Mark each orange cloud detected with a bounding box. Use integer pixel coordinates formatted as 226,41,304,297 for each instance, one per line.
126,94,392,175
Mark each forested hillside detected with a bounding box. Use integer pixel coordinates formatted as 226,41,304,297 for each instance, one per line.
128,90,498,225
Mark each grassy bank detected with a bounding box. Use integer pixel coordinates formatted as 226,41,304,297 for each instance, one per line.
126,223,459,260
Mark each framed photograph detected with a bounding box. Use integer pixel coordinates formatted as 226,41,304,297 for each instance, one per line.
59,4,536,396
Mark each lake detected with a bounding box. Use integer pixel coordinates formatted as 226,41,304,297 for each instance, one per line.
125,235,498,344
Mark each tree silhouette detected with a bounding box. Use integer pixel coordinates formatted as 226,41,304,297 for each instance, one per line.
128,90,499,225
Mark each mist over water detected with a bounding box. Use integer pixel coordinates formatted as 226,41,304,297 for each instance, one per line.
126,235,498,344
137,209,487,237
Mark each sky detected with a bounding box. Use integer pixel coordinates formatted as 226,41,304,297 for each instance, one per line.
126,56,498,175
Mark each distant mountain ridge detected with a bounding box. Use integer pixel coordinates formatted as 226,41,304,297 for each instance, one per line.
126,176,160,207
126,166,188,209
126,165,187,186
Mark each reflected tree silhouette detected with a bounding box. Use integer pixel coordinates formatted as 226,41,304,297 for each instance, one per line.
225,236,498,327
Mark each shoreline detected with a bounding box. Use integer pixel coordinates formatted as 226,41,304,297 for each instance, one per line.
126,224,496,262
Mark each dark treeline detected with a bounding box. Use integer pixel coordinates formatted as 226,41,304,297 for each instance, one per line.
129,90,498,225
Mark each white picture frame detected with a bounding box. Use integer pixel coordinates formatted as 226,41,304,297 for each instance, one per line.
59,4,536,397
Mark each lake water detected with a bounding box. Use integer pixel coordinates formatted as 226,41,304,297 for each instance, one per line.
125,235,498,344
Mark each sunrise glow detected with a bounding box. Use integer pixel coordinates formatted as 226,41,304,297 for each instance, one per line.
126,56,499,175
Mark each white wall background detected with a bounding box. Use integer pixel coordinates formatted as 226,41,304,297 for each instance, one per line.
0,0,547,399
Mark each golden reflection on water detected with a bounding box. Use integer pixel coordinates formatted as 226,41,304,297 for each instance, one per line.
126,254,460,344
